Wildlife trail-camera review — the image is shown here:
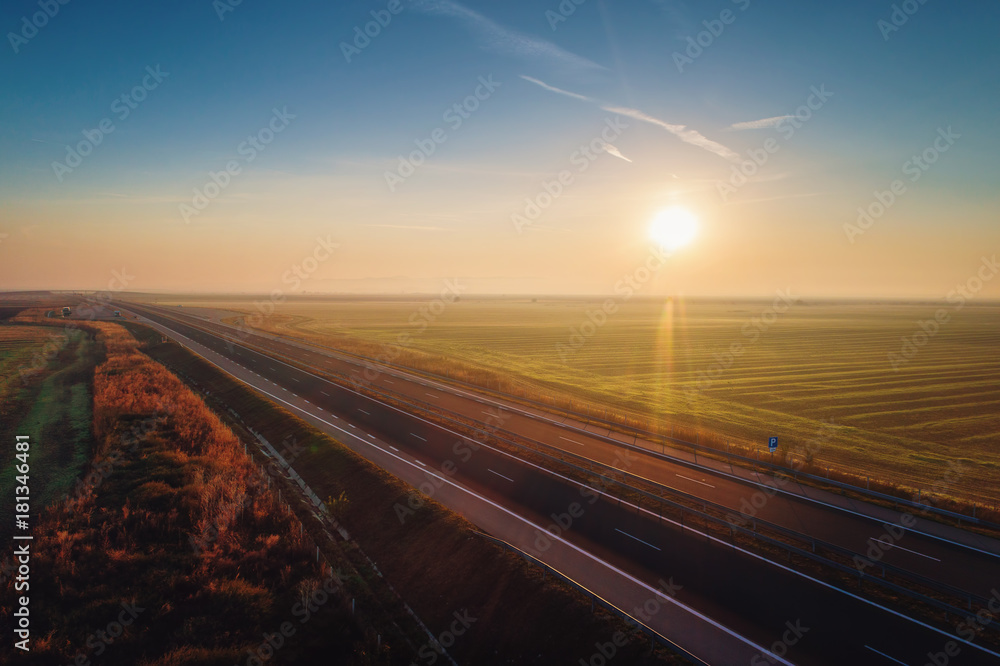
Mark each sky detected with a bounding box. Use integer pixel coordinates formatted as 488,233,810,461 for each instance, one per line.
1,0,998,298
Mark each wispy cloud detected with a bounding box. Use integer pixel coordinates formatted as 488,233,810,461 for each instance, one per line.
521,75,740,163
519,75,593,101
602,106,741,162
413,0,605,72
601,143,632,162
726,115,795,131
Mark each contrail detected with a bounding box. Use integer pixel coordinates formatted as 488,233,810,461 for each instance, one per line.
601,105,741,163
601,143,632,162
726,115,795,131
521,75,740,163
519,75,593,101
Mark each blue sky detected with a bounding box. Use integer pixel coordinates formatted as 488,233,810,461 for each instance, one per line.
1,0,998,296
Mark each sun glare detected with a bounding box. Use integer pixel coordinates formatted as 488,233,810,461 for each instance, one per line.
650,207,699,252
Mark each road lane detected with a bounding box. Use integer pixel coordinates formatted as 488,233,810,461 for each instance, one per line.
120,304,1000,666
125,302,1000,601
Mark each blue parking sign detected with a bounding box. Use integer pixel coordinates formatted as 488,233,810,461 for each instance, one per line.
768,437,778,452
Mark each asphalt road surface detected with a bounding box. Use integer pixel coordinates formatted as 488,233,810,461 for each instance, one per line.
120,302,1000,666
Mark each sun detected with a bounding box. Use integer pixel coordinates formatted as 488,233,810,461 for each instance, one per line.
650,207,699,252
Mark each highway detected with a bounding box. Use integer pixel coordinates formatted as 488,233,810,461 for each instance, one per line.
120,302,1000,665
127,303,1000,597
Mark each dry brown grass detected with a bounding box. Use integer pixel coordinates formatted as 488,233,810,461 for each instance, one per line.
0,322,368,665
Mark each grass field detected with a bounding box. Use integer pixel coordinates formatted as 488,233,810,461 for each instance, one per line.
0,326,59,402
136,321,680,665
0,324,98,532
1,322,385,665
136,296,1000,506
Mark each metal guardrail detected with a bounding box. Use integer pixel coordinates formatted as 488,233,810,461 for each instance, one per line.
134,302,1000,532
132,306,1000,632
291,366,1000,629
469,530,710,666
